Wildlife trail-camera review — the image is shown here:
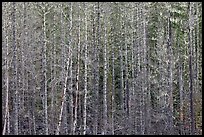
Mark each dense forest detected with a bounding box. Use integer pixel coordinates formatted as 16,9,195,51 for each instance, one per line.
2,2,202,135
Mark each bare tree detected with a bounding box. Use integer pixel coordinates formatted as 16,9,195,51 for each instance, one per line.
42,3,49,134
166,7,174,135
2,3,10,134
93,2,100,135
102,12,108,135
11,2,19,135
83,2,88,135
69,2,74,135
73,3,81,135
188,2,196,135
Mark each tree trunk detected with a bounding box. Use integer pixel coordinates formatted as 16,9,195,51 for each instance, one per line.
69,2,74,135
179,53,184,135
102,17,108,135
167,9,174,135
50,5,55,134
93,3,100,134
73,3,81,134
139,6,145,135
188,2,195,135
42,5,48,134
12,2,19,135
143,7,151,134
56,48,70,135
111,24,115,136
83,2,88,135
2,11,10,135
119,22,124,114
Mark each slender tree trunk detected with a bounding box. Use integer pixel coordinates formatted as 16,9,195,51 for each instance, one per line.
92,4,98,134
42,5,48,135
124,10,130,134
119,23,124,113
142,7,151,134
83,2,88,135
195,3,199,96
2,14,9,135
93,3,100,134
179,52,184,135
59,4,66,134
28,111,32,135
69,2,74,135
12,2,19,135
21,2,26,113
56,48,70,135
8,104,10,134
28,15,37,135
111,25,115,136
73,3,81,134
134,5,139,134
124,15,129,118
188,2,195,135
23,61,28,135
102,17,108,135
2,15,11,133
167,9,174,135
194,5,200,133
60,3,65,71
130,5,135,134
139,6,145,135
32,82,37,135
50,5,56,134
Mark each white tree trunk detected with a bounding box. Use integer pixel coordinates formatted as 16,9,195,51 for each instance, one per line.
83,2,88,135
103,17,108,135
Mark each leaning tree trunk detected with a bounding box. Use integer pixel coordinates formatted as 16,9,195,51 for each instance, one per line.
2,6,10,134
56,43,70,135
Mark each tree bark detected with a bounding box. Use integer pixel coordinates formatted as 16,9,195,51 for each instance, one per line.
179,53,184,135
188,2,195,135
69,2,74,135
43,5,49,134
102,16,108,135
12,2,19,135
166,8,174,135
93,3,100,134
56,48,70,135
2,9,10,134
111,23,115,136
83,2,88,135
73,3,81,134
